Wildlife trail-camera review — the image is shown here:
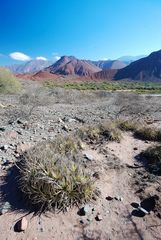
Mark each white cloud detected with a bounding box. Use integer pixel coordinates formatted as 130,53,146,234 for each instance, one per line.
9,52,31,61
102,58,108,61
54,56,61,61
52,52,61,61
36,56,48,61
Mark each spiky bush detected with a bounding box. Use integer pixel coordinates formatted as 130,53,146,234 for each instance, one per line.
0,68,21,93
135,127,161,141
18,138,95,212
142,146,161,174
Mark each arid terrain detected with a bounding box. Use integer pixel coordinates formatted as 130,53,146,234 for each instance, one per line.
0,79,161,240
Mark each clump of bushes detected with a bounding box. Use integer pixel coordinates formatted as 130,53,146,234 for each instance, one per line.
142,146,161,174
116,119,138,132
0,68,21,93
134,127,161,141
18,137,95,212
78,123,122,143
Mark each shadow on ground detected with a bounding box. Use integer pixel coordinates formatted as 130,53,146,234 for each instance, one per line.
0,164,37,214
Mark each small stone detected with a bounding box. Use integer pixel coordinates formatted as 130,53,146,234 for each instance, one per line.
78,204,90,216
0,127,5,132
1,145,8,151
6,131,18,139
93,172,100,179
15,217,28,232
95,213,103,221
84,153,94,161
106,196,113,201
79,142,85,150
0,202,11,215
62,125,68,131
80,220,84,224
58,118,64,123
16,143,31,154
115,196,123,201
133,147,138,151
68,118,77,123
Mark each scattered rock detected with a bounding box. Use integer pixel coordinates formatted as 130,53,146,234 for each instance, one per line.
133,147,138,150
95,213,103,221
62,125,68,131
115,196,123,201
16,143,31,154
15,217,28,232
80,219,84,224
0,202,11,215
79,141,85,150
0,127,5,132
1,145,8,151
93,172,100,179
78,205,91,216
58,118,64,123
84,153,94,161
6,131,18,139
106,196,114,201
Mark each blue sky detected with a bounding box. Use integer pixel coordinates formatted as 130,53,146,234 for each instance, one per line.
0,0,161,65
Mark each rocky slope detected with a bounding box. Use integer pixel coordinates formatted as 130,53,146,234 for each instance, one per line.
92,69,117,80
115,50,161,81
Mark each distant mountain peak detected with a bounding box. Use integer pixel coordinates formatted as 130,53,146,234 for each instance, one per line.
6,59,53,74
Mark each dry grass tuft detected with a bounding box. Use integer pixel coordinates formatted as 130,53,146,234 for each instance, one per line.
116,119,138,132
78,123,122,143
135,127,161,141
142,145,161,174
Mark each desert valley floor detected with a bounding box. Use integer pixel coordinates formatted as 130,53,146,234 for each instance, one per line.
0,79,161,240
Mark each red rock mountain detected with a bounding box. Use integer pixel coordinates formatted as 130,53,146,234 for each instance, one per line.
45,56,101,76
115,49,161,81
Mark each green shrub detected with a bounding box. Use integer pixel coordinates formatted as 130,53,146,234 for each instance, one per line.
18,138,95,212
142,146,161,174
0,68,21,93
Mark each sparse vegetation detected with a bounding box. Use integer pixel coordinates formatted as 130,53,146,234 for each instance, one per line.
18,137,95,212
0,68,21,93
142,146,161,174
44,80,161,94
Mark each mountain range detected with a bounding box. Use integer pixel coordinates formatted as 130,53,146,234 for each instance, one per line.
7,59,53,73
4,50,161,82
